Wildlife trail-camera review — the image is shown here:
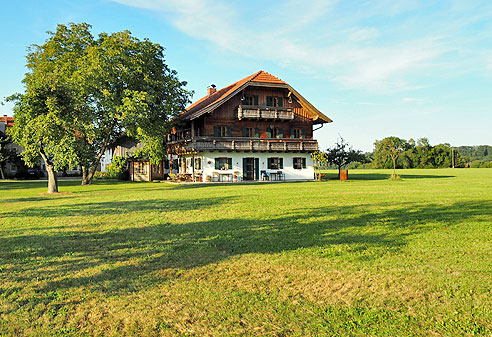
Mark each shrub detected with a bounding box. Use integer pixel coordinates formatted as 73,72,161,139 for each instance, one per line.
94,156,129,180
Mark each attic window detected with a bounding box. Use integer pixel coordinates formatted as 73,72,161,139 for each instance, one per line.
266,96,283,107
243,95,258,106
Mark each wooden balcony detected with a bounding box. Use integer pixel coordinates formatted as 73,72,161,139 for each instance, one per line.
237,105,294,121
168,137,318,154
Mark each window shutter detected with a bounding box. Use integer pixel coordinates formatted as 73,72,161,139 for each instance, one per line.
290,128,295,138
242,127,247,137
266,96,272,106
254,95,258,106
255,127,259,138
227,126,232,137
267,127,272,138
214,126,218,137
227,158,232,169
280,158,283,169
278,97,283,107
267,158,272,169
301,128,306,139
279,128,283,138
255,158,259,179
302,158,307,168
215,158,219,170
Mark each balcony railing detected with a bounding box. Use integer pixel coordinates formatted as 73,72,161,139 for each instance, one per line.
168,137,318,153
237,105,294,120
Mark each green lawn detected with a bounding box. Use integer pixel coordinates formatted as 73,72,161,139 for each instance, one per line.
1,169,491,336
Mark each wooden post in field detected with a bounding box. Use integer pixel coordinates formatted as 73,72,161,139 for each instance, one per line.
452,148,455,168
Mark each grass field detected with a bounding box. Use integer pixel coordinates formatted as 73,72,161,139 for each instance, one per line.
0,169,491,336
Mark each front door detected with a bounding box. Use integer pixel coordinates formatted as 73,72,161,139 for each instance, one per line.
243,158,256,180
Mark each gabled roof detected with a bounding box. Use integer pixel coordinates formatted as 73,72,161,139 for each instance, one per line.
179,71,332,124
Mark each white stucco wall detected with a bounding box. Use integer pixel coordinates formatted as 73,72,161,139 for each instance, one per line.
100,148,114,172
174,152,314,181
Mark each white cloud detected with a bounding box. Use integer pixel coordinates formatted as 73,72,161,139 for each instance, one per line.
110,0,489,92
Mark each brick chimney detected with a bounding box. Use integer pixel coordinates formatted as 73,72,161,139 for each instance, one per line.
207,84,216,96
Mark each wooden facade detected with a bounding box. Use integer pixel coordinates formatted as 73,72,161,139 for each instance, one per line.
166,71,332,181
188,87,314,140
129,160,167,182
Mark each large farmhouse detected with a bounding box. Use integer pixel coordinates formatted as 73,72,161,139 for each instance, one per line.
154,70,332,182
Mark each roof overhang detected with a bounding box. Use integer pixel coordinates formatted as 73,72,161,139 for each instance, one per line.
183,81,333,124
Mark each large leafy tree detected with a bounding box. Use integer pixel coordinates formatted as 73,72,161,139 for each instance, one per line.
77,28,191,184
9,23,192,191
326,137,365,179
7,24,91,192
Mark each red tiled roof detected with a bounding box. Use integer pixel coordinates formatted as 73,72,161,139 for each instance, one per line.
0,115,14,127
181,71,286,119
178,70,332,124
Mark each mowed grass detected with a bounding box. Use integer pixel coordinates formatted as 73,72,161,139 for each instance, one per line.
0,169,491,336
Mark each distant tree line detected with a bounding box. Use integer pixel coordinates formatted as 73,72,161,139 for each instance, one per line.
455,145,492,168
349,137,492,169
319,136,492,171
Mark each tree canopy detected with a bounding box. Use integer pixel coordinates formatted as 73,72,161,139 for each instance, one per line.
8,23,192,191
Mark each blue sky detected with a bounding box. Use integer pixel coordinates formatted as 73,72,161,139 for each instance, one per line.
1,0,491,151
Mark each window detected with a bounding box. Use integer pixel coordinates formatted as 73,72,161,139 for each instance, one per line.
242,127,254,137
268,157,283,170
266,96,283,107
135,162,147,174
194,157,202,170
242,127,259,138
214,125,231,137
293,157,306,169
215,157,232,170
267,127,283,138
243,95,258,106
291,128,306,139
186,158,192,169
272,127,279,138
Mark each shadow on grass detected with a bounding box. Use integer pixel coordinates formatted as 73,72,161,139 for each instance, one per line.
2,196,232,218
1,198,490,301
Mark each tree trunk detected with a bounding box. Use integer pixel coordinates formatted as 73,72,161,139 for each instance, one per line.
85,164,98,185
81,137,111,185
392,157,397,176
39,149,58,193
0,165,4,180
81,166,87,185
46,164,59,193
